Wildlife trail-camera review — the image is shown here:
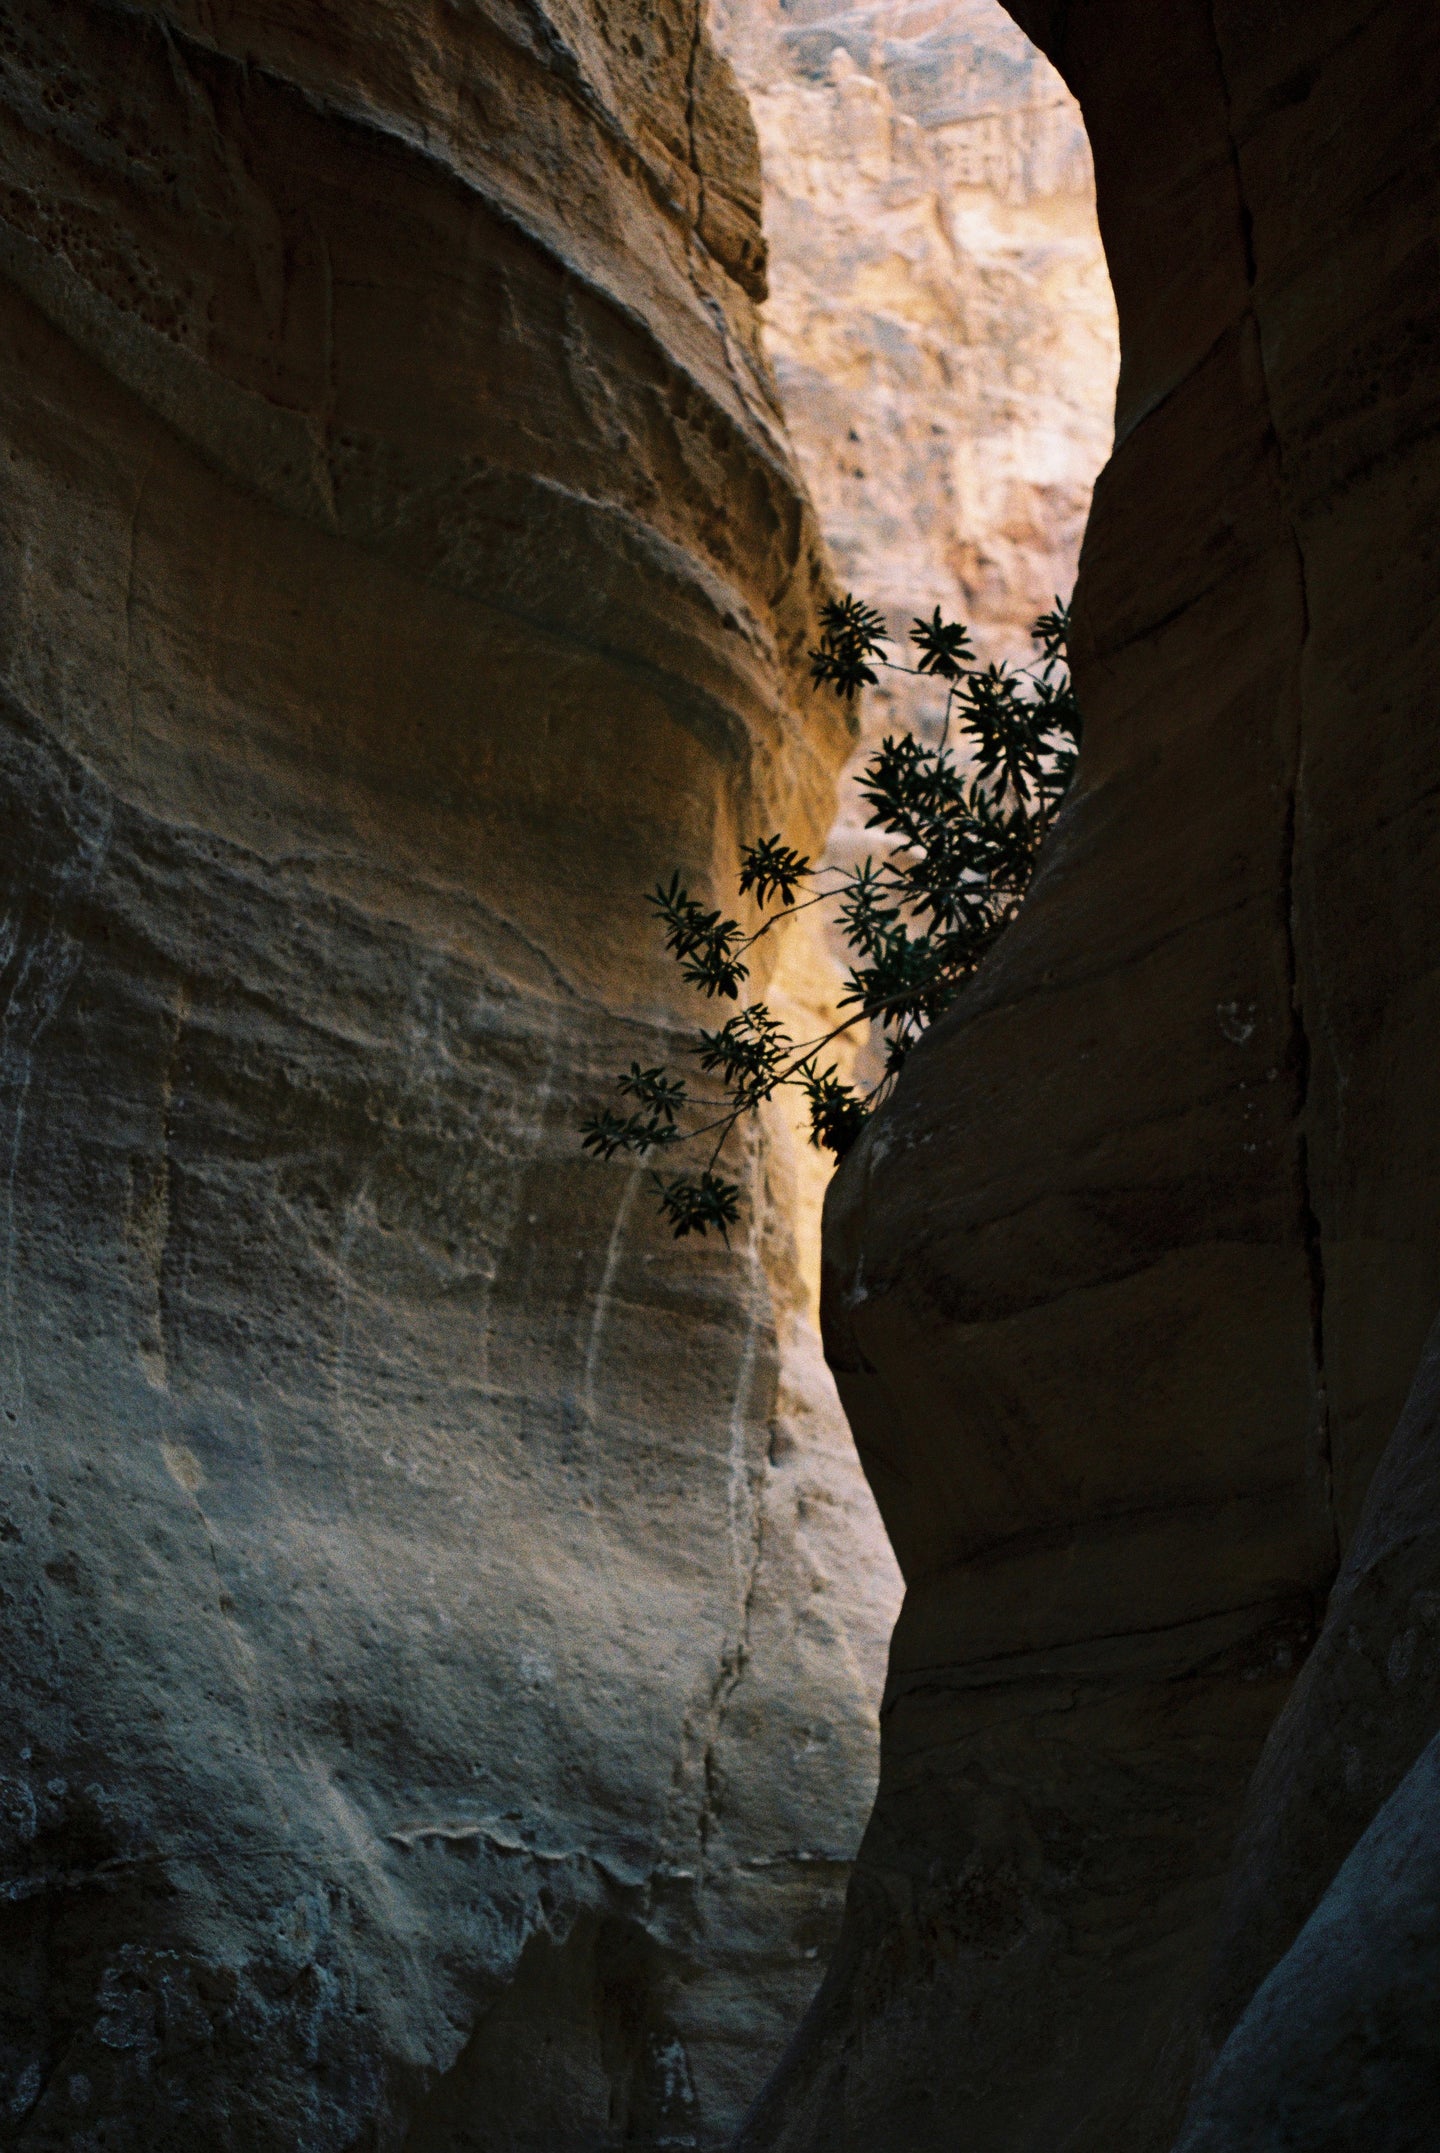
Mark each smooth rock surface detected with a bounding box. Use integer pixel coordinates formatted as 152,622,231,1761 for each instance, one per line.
1173,1310,1440,2145
1190,1307,1440,2093
0,1,904,2144
741,2,1440,2147
1174,1728,1440,2153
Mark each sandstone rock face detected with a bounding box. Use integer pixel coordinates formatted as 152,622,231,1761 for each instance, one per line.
709,0,1115,1149
1193,1308,1440,2078
712,0,1117,848
0,2,905,2144
741,1,1440,2146
713,0,1115,666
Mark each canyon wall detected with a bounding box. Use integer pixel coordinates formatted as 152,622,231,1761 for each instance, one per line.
0,1,909,2144
712,0,1117,854
1177,1307,1440,2148
715,0,1114,667
713,0,1115,1159
742,0,1440,2146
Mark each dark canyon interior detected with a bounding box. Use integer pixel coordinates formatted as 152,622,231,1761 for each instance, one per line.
0,1,1436,2148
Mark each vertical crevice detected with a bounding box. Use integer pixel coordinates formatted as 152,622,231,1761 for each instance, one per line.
684,0,708,243
1205,0,1337,1570
1283,793,1338,1574
696,1228,769,1867
681,0,779,439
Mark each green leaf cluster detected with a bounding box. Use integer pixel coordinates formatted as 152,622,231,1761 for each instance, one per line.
580,597,1080,1238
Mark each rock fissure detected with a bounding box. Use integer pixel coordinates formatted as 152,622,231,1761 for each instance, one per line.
684,0,707,243
1203,0,1337,1573
884,1595,1315,1689
694,1286,769,1872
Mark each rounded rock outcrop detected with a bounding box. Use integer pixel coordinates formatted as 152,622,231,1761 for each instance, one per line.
741,1,1440,2146
0,1,902,2143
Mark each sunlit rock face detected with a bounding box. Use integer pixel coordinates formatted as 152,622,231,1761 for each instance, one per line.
711,0,1116,893
741,0,1440,2147
710,0,1116,1418
0,1,904,2144
712,0,1117,673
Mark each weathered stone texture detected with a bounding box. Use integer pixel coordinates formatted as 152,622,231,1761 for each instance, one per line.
710,0,1115,1138
712,0,1117,884
714,0,1115,671
0,1,905,2144
740,1,1440,2146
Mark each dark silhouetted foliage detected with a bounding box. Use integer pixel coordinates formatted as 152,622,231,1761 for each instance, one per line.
579,597,1080,1238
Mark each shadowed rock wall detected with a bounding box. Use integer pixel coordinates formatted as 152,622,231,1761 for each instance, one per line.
1175,1309,1440,2149
0,1,905,2144
739,1,1440,2146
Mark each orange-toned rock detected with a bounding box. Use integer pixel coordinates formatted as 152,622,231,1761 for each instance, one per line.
713,0,1117,869
715,0,1115,669
741,1,1440,2146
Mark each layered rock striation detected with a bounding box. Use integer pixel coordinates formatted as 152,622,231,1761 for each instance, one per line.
742,1,1440,2146
0,1,904,2144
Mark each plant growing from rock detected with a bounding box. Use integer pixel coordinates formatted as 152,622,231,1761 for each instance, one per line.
580,597,1080,1238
